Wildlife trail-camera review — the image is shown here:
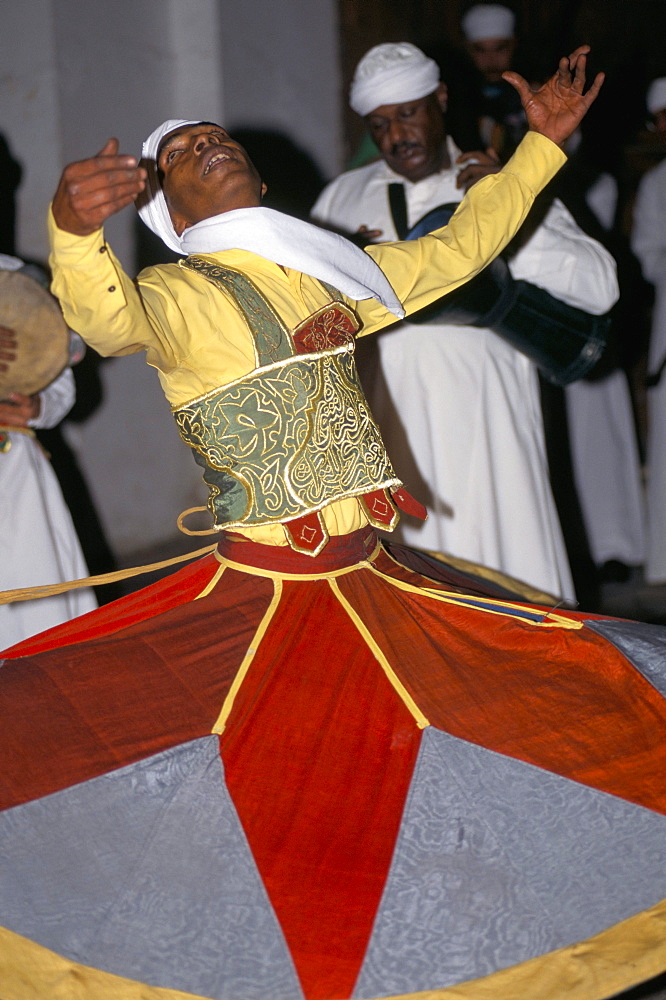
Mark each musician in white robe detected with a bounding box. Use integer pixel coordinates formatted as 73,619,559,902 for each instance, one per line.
0,255,95,648
312,43,619,602
632,77,666,584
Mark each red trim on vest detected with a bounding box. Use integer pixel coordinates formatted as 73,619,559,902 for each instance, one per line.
391,486,428,521
292,304,358,354
359,489,399,529
282,511,329,556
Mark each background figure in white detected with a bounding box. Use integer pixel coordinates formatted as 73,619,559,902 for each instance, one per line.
459,3,526,159
563,168,646,578
313,43,618,603
632,77,666,583
0,257,96,649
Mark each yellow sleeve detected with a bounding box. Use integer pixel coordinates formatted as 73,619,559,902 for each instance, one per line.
354,131,567,334
47,207,178,368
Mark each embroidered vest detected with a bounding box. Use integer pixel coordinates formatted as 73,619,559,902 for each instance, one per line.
172,256,408,554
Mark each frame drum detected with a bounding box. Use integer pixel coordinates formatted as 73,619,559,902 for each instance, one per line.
0,269,69,397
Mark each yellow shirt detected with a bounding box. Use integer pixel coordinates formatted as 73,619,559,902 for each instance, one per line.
48,131,565,546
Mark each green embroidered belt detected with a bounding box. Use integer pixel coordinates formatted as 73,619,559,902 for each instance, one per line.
173,345,401,532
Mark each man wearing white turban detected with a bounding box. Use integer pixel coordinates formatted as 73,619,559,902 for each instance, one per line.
632,78,666,583
0,256,96,645
460,3,526,158
461,3,516,83
313,41,620,602
646,77,666,134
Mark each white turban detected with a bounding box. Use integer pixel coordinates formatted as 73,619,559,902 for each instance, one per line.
134,119,405,318
349,43,440,117
461,4,515,42
0,254,23,272
647,78,666,117
137,118,203,254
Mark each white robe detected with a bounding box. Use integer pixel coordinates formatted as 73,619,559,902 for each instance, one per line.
560,172,646,571
632,157,666,582
565,372,646,568
0,368,96,649
312,143,619,601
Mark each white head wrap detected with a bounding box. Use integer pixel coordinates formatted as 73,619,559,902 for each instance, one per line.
647,78,666,116
136,119,404,318
461,4,515,42
0,253,23,272
349,43,440,117
137,118,200,254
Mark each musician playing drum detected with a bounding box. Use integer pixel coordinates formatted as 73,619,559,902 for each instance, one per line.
0,256,95,645
312,42,619,603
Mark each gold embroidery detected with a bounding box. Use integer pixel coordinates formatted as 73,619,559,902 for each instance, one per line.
174,349,400,530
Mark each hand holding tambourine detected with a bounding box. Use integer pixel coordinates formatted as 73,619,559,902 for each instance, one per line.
0,269,69,399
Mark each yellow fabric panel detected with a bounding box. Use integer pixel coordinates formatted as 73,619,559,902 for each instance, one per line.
387,896,666,1000
0,924,212,1000
2,896,665,1000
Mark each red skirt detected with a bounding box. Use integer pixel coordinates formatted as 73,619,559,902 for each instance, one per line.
1,529,666,1000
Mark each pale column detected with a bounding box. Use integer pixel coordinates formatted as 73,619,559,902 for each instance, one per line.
166,0,225,123
0,1,63,261
218,0,343,178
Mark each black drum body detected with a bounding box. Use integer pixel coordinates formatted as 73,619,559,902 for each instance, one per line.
404,202,608,387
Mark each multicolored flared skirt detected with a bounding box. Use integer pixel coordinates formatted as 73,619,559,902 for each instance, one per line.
1,528,666,1000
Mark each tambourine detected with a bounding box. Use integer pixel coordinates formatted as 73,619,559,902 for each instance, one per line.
0,269,69,397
